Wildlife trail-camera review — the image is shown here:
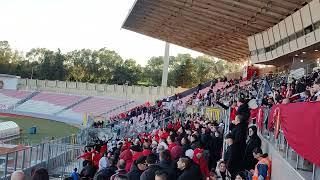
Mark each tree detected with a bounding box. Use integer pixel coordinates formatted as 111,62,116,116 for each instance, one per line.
144,56,164,86
0,40,241,87
194,55,216,84
143,56,176,86
172,54,196,88
111,59,142,85
0,41,12,63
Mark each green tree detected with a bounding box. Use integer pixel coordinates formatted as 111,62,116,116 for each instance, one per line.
111,59,142,85
0,41,12,63
172,54,196,88
144,57,163,86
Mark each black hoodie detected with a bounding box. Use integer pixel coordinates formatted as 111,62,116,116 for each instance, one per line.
126,163,143,180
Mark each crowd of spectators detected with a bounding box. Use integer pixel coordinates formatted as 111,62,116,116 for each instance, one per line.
9,68,320,180
64,74,275,180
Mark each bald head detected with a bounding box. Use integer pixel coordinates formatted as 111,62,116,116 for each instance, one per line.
117,159,126,170
11,170,25,180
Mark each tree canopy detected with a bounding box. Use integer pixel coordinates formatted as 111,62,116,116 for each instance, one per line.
0,41,240,88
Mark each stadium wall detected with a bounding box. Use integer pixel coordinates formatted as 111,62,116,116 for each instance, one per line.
18,79,187,102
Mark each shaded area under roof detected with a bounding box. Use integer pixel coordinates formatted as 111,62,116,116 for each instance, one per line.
122,0,311,62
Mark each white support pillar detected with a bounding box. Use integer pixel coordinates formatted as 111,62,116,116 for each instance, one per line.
161,42,170,87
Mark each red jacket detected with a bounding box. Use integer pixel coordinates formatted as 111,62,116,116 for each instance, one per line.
92,152,102,169
168,143,177,152
78,151,92,161
160,131,169,140
174,122,181,131
132,152,144,161
100,144,108,155
230,107,237,121
142,149,152,156
193,148,209,178
119,149,133,172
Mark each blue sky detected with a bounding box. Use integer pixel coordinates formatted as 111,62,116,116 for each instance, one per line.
0,0,203,66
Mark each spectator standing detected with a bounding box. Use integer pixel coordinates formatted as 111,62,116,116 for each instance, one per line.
32,168,49,180
77,149,92,167
231,115,248,158
235,172,247,180
192,148,209,178
94,158,117,180
80,161,96,179
252,148,271,180
131,145,144,161
236,98,250,123
158,150,176,180
215,161,231,180
140,154,162,180
155,170,169,180
70,168,79,180
224,134,241,178
119,149,133,172
99,153,110,171
177,156,202,180
181,137,191,153
11,170,25,180
110,159,127,180
244,126,261,170
126,156,147,180
190,134,201,150
311,78,320,101
208,131,223,170
207,169,217,180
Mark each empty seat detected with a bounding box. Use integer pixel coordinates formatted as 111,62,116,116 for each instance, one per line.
16,92,83,115
0,89,32,109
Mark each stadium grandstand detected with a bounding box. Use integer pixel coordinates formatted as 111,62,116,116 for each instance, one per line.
0,0,320,180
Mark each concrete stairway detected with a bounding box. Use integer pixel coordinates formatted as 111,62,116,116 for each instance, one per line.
53,96,92,115
9,91,40,110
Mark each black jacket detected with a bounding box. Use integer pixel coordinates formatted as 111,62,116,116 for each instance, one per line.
208,136,223,168
182,144,191,153
200,133,212,149
178,162,202,180
127,163,143,180
236,103,250,122
159,160,176,180
224,144,242,177
244,135,261,170
93,166,116,180
80,164,96,179
140,164,162,180
190,140,201,150
231,123,247,153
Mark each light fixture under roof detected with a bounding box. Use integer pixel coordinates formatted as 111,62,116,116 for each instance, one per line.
302,52,306,54
300,59,304,62
295,54,298,56
315,49,319,52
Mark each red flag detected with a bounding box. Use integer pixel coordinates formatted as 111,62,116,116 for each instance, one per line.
256,107,264,130
278,102,320,166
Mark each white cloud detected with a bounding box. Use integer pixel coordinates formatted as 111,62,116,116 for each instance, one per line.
0,0,203,66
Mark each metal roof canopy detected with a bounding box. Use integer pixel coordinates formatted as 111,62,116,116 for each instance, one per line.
122,0,311,63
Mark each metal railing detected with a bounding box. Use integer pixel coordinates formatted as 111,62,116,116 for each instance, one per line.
0,133,84,180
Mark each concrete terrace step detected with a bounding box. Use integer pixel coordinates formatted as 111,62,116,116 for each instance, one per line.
10,91,40,110
53,96,92,115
